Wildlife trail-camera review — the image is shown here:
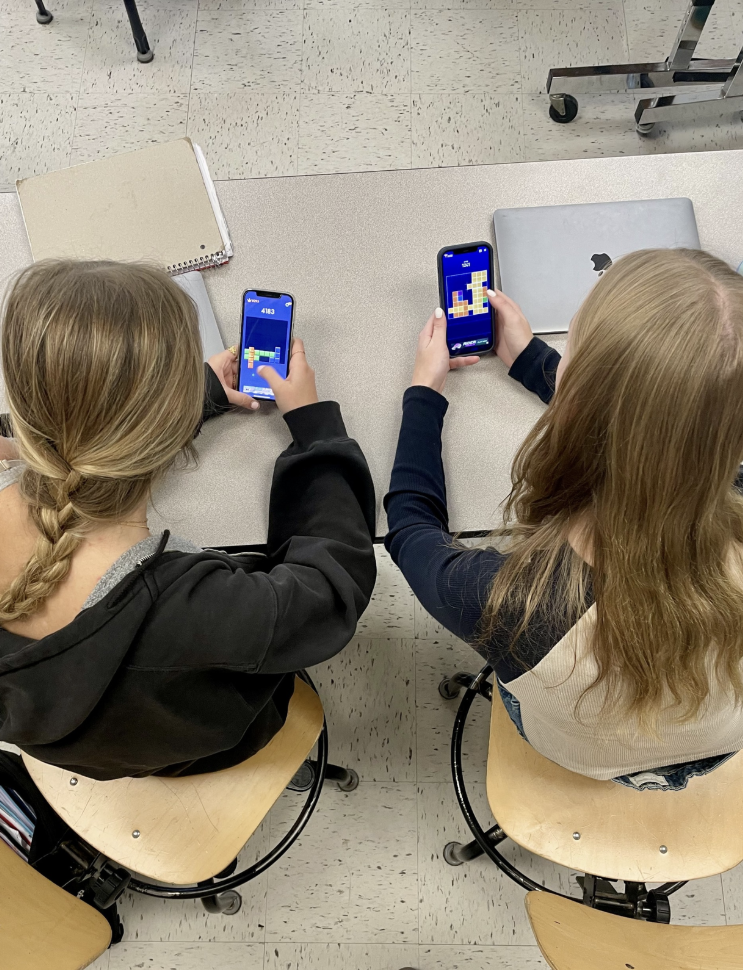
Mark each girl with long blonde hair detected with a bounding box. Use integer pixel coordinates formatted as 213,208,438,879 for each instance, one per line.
386,248,743,790
0,260,375,779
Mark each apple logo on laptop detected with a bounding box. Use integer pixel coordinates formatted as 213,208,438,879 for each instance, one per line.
590,253,613,276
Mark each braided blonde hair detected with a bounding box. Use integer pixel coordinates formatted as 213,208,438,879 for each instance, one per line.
0,260,204,623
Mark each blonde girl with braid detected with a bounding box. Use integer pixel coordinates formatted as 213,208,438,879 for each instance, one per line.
0,260,375,779
0,261,207,635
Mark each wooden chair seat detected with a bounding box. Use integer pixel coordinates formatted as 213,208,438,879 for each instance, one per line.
487,690,743,882
0,839,111,970
526,890,743,970
23,677,324,885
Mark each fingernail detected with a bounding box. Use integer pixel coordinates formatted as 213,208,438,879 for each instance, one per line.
251,401,260,410
434,307,444,319
487,289,496,297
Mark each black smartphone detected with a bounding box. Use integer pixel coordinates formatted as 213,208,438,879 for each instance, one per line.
437,242,496,357
238,290,295,402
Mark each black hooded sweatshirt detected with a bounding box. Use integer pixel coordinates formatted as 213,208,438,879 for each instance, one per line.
0,368,376,780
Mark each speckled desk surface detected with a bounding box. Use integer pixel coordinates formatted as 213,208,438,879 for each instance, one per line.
1,151,741,545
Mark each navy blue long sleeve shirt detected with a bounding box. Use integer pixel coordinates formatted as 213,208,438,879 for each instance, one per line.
384,338,563,683
385,334,743,687
385,341,743,780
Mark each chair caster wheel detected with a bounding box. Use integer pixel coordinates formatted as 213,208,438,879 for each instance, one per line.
549,93,578,124
287,761,315,792
36,11,53,23
443,841,465,866
636,121,655,135
645,890,671,923
336,768,359,792
439,677,461,700
137,49,154,63
220,891,242,916
202,890,242,915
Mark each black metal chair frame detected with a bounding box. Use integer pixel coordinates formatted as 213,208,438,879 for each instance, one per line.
55,671,358,917
34,0,154,63
440,665,687,924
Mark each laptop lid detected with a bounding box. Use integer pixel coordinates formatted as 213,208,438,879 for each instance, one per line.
493,198,700,334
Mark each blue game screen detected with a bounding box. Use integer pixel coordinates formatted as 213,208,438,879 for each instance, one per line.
239,292,293,401
441,246,494,354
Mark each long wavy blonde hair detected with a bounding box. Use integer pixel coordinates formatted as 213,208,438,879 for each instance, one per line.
482,248,743,727
0,260,203,623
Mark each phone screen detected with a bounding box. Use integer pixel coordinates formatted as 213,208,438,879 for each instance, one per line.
440,245,494,356
239,291,294,401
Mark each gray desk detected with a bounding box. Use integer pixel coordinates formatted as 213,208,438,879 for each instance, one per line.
1,150,742,546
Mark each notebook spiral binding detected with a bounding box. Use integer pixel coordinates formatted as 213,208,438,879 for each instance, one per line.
168,251,230,276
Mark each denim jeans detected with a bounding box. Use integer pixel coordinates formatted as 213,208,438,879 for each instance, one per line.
495,680,734,791
612,752,736,791
496,680,528,741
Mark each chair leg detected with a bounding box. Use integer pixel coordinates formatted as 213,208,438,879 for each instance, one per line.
197,873,242,915
123,0,153,63
443,824,506,866
439,671,476,700
35,0,53,24
214,858,238,879
324,762,360,792
201,890,242,915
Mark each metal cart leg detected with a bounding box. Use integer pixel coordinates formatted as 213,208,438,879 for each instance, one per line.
123,0,154,63
35,0,53,24
635,39,743,130
667,0,716,69
546,0,742,128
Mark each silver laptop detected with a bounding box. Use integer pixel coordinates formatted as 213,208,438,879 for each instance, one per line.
493,199,700,334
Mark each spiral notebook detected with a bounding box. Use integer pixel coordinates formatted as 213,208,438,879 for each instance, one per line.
16,138,233,275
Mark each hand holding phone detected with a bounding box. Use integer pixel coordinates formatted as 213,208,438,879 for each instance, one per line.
207,349,260,410
488,288,534,369
411,308,479,394
258,338,319,415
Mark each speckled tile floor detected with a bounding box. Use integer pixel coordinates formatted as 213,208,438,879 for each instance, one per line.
4,0,743,189
4,0,743,967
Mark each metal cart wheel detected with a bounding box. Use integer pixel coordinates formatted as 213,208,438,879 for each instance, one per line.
549,93,579,123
